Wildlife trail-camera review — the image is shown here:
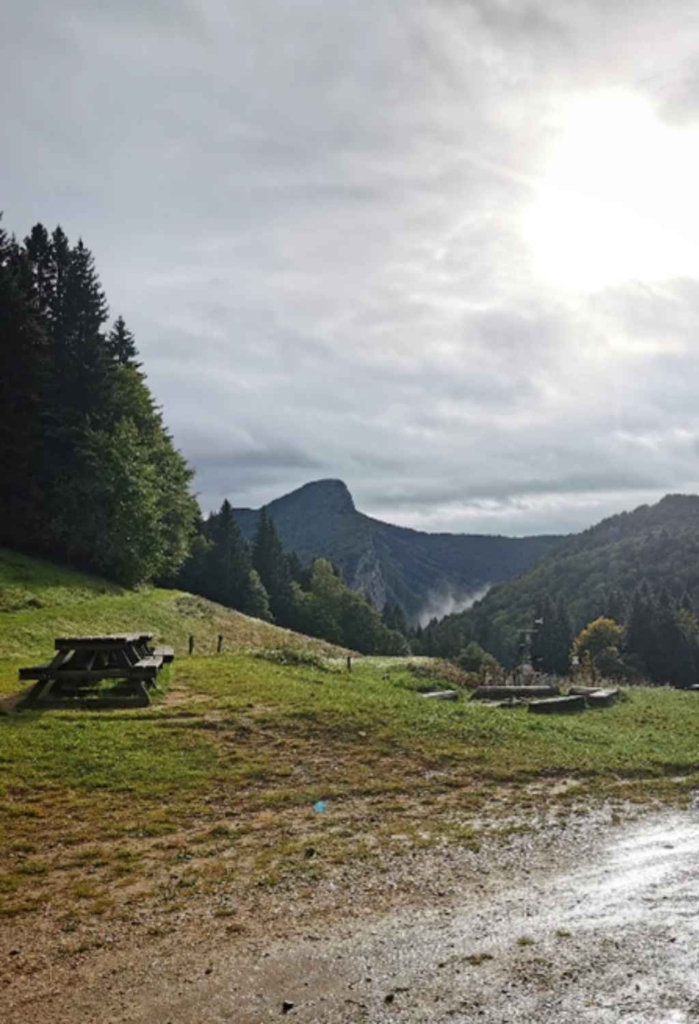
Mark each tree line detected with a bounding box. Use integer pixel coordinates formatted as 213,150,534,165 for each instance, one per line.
421,583,699,688
1,218,197,586
173,501,410,654
535,583,699,688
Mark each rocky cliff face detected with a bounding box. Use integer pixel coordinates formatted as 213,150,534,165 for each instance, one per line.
350,543,387,610
233,479,562,621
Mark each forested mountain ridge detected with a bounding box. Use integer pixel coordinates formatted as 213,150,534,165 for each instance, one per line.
232,479,562,620
427,494,699,665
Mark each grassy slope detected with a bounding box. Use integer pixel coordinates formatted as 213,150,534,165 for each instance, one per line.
1,549,698,927
0,548,348,660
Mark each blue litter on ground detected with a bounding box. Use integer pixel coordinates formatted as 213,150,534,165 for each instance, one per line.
314,801,327,814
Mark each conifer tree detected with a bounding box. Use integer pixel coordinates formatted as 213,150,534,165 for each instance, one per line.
177,533,214,596
206,500,252,608
107,315,141,369
0,221,51,549
604,588,626,624
382,601,407,635
252,509,294,623
285,550,307,587
530,596,572,674
57,237,111,424
624,585,655,677
242,569,273,621
23,223,62,323
6,219,198,583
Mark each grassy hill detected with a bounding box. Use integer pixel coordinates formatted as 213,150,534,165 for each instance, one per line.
0,548,349,661
233,479,562,620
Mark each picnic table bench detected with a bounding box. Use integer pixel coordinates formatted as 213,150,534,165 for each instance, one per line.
19,634,174,708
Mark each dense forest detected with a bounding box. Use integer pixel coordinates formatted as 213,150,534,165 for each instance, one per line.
421,495,699,687
0,216,408,655
0,218,197,585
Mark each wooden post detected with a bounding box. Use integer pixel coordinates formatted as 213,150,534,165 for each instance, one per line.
189,635,194,655
217,634,223,654
346,655,352,673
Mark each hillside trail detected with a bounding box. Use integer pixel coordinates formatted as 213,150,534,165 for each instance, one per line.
7,805,697,1023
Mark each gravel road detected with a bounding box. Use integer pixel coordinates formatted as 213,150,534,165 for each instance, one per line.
150,810,699,1023
4,806,698,1022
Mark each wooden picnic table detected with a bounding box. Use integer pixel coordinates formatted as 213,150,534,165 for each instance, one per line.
19,634,174,708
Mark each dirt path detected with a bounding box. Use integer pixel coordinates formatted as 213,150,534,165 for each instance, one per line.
3,806,698,1022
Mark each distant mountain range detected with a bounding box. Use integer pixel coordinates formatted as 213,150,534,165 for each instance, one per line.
232,479,562,622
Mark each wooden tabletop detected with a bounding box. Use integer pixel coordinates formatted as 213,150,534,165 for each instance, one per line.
54,633,154,650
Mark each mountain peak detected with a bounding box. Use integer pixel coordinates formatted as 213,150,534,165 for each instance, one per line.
269,478,356,515
231,477,558,619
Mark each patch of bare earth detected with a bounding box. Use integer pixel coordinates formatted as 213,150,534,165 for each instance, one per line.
1,783,683,1024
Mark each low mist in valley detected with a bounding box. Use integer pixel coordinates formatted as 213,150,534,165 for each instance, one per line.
416,584,491,628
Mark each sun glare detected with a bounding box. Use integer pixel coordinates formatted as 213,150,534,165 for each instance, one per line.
524,92,699,291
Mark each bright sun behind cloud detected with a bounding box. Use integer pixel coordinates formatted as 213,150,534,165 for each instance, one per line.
524,92,699,291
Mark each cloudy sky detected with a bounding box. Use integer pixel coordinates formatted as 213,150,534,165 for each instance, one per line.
5,0,699,536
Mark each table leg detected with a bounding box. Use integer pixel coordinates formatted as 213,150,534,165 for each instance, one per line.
23,677,53,706
130,679,150,707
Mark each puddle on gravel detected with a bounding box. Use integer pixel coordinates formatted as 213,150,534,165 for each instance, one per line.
217,808,699,1023
9,807,699,1024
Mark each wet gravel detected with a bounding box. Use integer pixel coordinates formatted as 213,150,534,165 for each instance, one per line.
157,809,699,1023
4,805,698,1022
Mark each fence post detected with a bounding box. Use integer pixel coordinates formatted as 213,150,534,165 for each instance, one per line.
217,634,223,654
346,655,352,673
188,635,194,655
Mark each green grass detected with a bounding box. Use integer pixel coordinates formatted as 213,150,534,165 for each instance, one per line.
177,655,699,781
0,707,216,794
1,650,697,923
0,547,348,661
1,549,699,927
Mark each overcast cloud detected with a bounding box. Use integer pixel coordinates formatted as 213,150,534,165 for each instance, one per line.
5,0,699,535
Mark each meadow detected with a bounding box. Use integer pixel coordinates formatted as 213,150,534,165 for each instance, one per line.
1,549,698,928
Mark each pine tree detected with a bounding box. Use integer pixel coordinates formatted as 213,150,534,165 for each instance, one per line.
286,550,307,586
23,223,63,324
177,533,214,596
382,601,407,635
11,220,198,582
531,597,571,675
58,237,111,424
0,222,51,549
604,588,626,624
206,500,252,608
624,586,656,678
107,315,141,369
552,600,574,674
242,569,273,621
252,509,294,623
